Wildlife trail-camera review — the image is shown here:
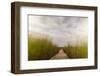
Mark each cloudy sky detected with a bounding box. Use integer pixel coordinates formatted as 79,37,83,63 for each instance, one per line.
29,15,88,47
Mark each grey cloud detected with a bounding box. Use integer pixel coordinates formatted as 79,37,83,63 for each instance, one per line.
29,15,88,47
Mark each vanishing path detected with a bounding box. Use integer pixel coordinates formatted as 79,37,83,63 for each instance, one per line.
50,49,69,60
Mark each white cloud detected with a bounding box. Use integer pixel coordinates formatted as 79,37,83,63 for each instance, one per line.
29,15,88,47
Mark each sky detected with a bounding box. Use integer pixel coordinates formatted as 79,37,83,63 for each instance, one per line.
29,15,88,47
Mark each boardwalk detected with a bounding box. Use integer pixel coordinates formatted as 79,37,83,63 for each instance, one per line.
50,49,69,60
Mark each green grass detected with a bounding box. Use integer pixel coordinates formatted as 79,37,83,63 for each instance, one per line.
63,43,88,59
28,35,88,60
28,36,59,60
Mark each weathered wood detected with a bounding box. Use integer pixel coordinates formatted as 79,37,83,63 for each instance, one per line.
50,49,69,59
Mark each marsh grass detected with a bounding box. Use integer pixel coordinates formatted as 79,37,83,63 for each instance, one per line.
28,36,59,60
28,35,88,60
63,43,88,59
